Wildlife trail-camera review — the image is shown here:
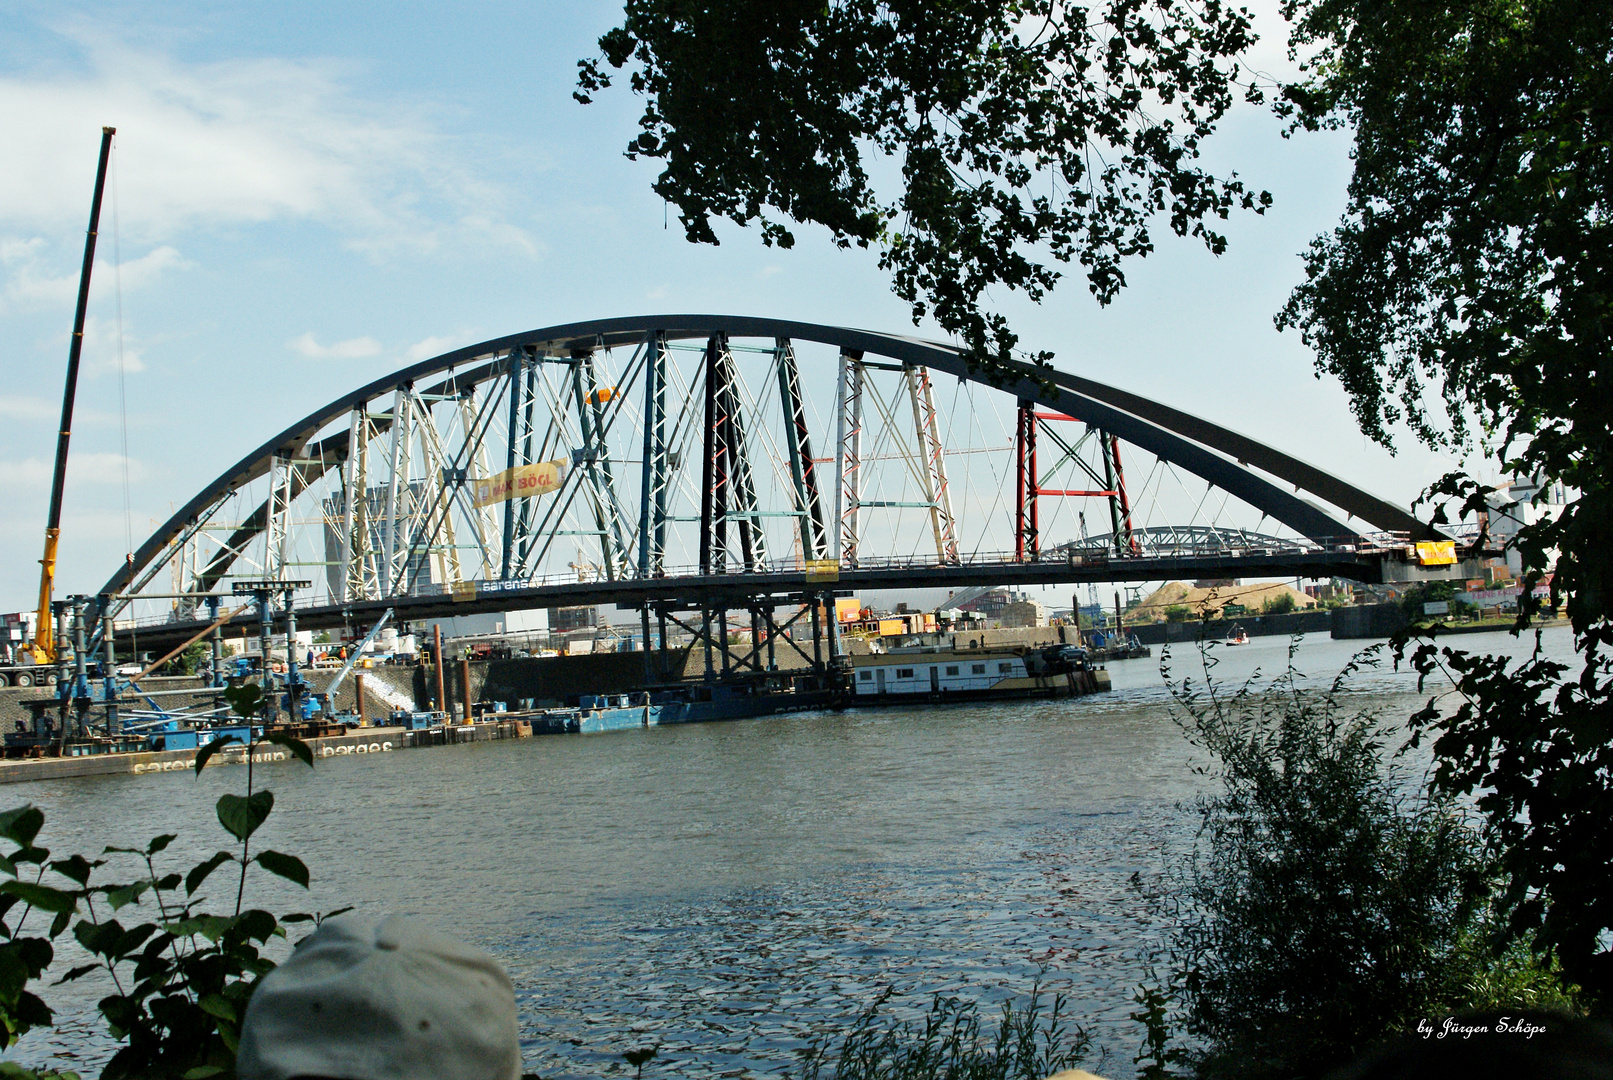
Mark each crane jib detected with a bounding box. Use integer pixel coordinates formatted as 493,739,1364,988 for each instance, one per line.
33,126,115,665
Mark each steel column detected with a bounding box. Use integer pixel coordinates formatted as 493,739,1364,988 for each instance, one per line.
383,386,411,596
639,331,669,578
501,349,527,580
99,594,118,735
834,350,865,568
906,365,959,563
775,338,825,563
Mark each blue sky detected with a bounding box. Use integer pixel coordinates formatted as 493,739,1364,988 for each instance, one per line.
0,2,1478,613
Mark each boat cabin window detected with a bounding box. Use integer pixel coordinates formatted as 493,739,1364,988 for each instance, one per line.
859,671,872,681
971,664,986,674
998,662,1013,673
945,666,959,675
896,668,915,678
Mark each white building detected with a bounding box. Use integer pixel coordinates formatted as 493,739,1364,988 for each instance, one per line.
1487,474,1570,576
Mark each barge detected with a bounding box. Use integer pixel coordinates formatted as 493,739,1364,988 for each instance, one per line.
844,643,1110,704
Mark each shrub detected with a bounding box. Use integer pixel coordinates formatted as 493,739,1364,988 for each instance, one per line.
1162,643,1490,1079
1260,592,1297,616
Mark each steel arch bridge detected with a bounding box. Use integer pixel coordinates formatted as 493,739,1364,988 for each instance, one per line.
96,315,1450,654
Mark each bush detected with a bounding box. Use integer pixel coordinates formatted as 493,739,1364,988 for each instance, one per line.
1260,593,1297,616
1165,605,1192,623
1162,643,1491,1079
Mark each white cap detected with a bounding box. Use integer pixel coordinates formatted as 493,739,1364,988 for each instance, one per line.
237,915,521,1080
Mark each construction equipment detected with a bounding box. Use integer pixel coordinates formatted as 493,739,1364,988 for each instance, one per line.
31,126,115,664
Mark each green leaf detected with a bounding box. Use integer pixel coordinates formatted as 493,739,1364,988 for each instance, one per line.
105,881,150,912
196,993,236,1023
215,791,273,843
253,850,309,889
235,909,278,943
316,905,354,925
258,732,314,769
181,1067,226,1080
222,682,264,720
184,852,235,897
0,807,43,849
51,962,98,985
11,846,47,867
146,834,177,856
73,918,123,957
47,910,70,939
0,946,28,998
192,734,241,776
48,855,97,887
0,881,77,915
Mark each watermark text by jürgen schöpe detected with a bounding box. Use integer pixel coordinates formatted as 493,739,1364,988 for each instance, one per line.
1416,1016,1548,1040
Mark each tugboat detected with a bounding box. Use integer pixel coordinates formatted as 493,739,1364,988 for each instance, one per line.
1225,625,1250,646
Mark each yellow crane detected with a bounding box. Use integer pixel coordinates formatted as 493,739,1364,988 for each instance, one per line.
31,126,115,665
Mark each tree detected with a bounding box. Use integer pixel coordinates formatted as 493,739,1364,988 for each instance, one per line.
1275,0,1611,636
1275,0,1613,1006
577,0,1270,376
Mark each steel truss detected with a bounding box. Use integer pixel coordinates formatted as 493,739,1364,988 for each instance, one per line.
97,316,1445,656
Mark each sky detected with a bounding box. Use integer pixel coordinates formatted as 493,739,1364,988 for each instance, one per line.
0,1,1480,616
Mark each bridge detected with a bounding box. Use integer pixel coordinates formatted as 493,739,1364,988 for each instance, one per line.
84,315,1464,660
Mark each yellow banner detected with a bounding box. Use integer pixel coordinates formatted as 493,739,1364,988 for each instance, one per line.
805,559,840,582
472,459,568,508
1415,540,1458,566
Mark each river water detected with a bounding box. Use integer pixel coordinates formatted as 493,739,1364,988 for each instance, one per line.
3,626,1580,1078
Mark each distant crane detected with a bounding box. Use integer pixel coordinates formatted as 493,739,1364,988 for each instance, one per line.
31,126,115,664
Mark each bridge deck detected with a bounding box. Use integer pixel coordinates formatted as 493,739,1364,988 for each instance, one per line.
115,549,1386,654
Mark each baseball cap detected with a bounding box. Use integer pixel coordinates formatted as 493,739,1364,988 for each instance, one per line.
237,915,521,1080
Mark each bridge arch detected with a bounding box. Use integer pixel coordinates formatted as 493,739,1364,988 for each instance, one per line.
99,315,1433,623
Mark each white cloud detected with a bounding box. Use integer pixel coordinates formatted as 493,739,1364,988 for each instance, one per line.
0,397,57,422
2,236,189,309
289,332,383,359
403,333,475,364
0,453,149,491
78,315,148,376
0,30,535,257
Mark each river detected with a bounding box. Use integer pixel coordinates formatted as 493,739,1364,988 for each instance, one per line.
2,626,1580,1078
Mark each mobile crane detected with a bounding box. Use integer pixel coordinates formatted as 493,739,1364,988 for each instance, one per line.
30,126,115,666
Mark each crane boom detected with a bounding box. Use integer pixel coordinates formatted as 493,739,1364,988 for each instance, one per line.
32,126,115,665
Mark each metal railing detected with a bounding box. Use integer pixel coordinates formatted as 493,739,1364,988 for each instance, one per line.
115,533,1424,629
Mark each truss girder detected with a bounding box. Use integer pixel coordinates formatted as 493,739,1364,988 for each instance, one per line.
99,315,1445,620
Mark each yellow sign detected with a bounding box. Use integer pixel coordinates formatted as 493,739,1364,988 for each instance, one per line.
450,581,477,603
1415,540,1458,566
805,559,839,582
472,459,568,508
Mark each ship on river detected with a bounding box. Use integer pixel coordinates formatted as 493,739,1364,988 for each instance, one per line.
843,643,1110,703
